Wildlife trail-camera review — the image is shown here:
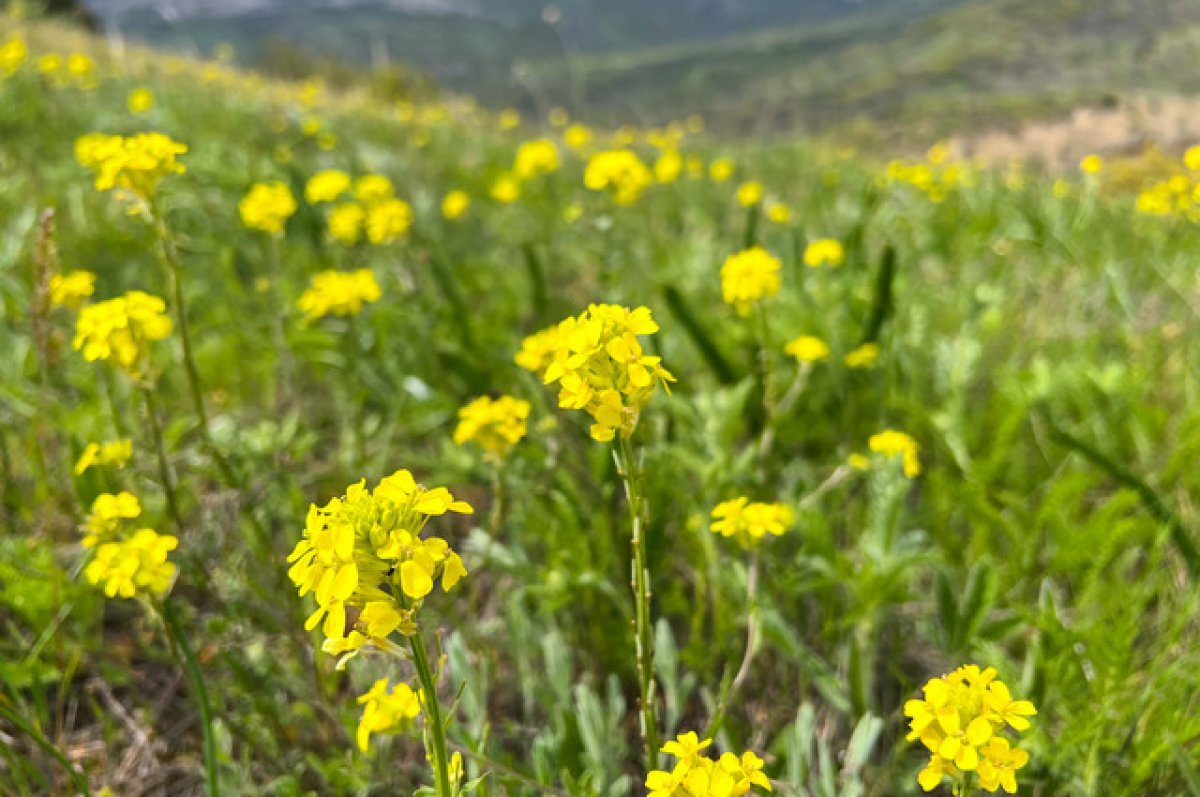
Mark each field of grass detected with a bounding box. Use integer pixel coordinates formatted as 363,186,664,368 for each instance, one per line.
5,10,1200,797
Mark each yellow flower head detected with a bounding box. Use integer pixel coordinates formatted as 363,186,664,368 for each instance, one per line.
565,123,593,151
49,270,96,309
305,170,351,204
75,439,133,477
454,395,532,458
803,238,844,268
355,679,421,753
736,181,764,208
784,335,830,364
84,528,178,599
843,342,879,369
515,325,563,377
905,665,1035,794
297,269,381,320
442,189,470,220
127,87,154,114
540,304,676,442
514,138,560,180
654,149,683,184
286,470,472,661
765,201,792,224
328,202,366,245
1185,145,1200,172
710,497,794,549
76,132,187,202
1080,154,1104,175
0,35,28,75
648,730,772,797
239,181,297,235
498,108,521,130
73,291,173,375
584,149,653,206
491,174,521,204
354,174,394,203
365,198,413,244
868,429,921,478
82,490,141,548
709,158,734,183
721,246,782,316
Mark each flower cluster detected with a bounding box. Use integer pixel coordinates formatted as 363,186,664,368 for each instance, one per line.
317,173,413,245
49,270,96,309
75,439,133,476
584,149,653,205
538,304,675,442
297,269,382,320
73,291,173,377
721,246,782,316
515,325,563,377
513,138,561,180
82,491,141,548
784,335,830,364
305,169,351,204
84,528,179,600
0,35,27,76
803,238,844,268
881,153,975,203
239,181,297,235
1135,174,1200,221
843,342,879,369
75,132,187,202
867,429,921,478
905,665,1035,793
710,498,794,549
442,189,470,220
355,678,422,753
453,395,532,458
646,732,772,797
285,470,472,668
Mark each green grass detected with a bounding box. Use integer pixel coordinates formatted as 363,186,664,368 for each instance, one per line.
4,12,1200,797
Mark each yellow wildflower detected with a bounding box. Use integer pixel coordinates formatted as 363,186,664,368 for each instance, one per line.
843,342,879,369
710,497,794,549
803,238,844,268
647,730,771,797
868,429,921,478
239,181,297,235
584,149,653,205
297,269,381,320
75,439,133,477
709,158,734,183
498,108,521,130
0,35,27,75
355,679,421,753
365,198,413,244
765,201,791,224
736,181,764,207
514,139,560,180
784,335,830,363
328,202,366,245
82,490,141,548
515,325,562,377
84,528,178,599
721,246,782,316
1079,154,1104,175
453,396,531,458
565,123,592,150
354,174,394,203
73,291,173,375
654,149,683,184
127,88,154,114
442,190,470,220
76,132,187,202
305,170,351,204
49,270,96,309
1185,145,1200,172
491,174,521,204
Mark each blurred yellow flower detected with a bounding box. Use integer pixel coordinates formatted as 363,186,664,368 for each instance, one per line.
0,35,27,75
491,174,521,204
442,189,470,220
127,87,154,114
654,149,683,184
453,395,531,458
366,198,413,244
765,201,791,224
721,246,781,316
565,123,592,150
354,174,394,203
803,238,844,268
239,181,297,235
73,291,173,375
843,342,879,369
85,528,177,599
328,202,366,245
709,158,734,183
49,269,96,309
784,335,830,363
75,439,133,477
584,149,652,205
868,429,921,477
515,325,562,377
1185,145,1200,172
736,181,764,207
514,139,560,180
76,132,187,202
498,108,521,130
305,170,351,204
710,497,794,549
297,269,381,319
1079,154,1104,175
356,679,421,753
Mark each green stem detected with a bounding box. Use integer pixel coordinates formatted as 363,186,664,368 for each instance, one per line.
161,598,220,797
267,235,294,411
614,435,660,770
701,552,759,740
0,701,92,797
409,631,452,797
141,385,185,536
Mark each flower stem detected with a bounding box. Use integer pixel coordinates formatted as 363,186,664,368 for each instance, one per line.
409,631,452,797
614,435,660,770
141,384,185,536
161,598,220,797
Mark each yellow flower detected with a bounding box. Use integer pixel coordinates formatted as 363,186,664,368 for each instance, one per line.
654,149,683,184
286,470,472,653
540,304,676,442
843,342,879,369
710,497,794,549
868,429,920,478
515,325,562,377
0,35,27,76
305,170,351,204
328,202,366,245
563,202,584,223
709,158,734,183
565,123,592,150
784,335,830,363
297,269,381,320
38,53,62,76
354,174,394,203
648,730,772,797
1185,145,1200,172
239,181,297,235
442,189,470,220
82,490,141,548
365,198,413,245
736,181,763,207
498,108,521,130
765,201,791,224
905,665,1034,794
75,439,133,477
803,238,844,268
76,132,187,202
514,139,560,180
584,149,652,205
84,528,178,599
721,246,782,316
49,270,96,309
661,732,712,767
453,395,532,458
73,291,173,375
127,88,154,114
491,174,521,204
356,679,421,753
1079,154,1104,175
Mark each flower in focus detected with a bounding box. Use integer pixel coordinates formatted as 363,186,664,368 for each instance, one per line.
710,497,794,549
843,342,879,369
584,149,652,205
82,490,141,548
515,325,562,377
453,395,531,458
75,439,133,477
73,291,173,376
540,304,675,442
803,238,844,268
297,269,381,320
721,246,782,316
514,139,560,180
127,88,154,114
784,335,830,363
736,181,763,207
709,158,734,183
84,528,178,599
442,189,470,220
75,132,187,203
647,730,772,797
239,181,297,235
868,429,921,478
49,270,96,309
356,679,421,753
365,198,413,244
305,170,351,204
905,665,1035,793
491,174,521,204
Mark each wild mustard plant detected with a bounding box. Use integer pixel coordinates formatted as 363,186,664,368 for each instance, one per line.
709,498,795,550
905,665,1035,794
74,438,133,475
720,246,781,317
868,430,921,478
843,342,880,369
583,149,653,205
802,238,845,268
305,169,352,204
48,269,95,309
238,181,297,235
646,732,772,797
453,395,531,459
297,269,382,320
286,470,472,797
